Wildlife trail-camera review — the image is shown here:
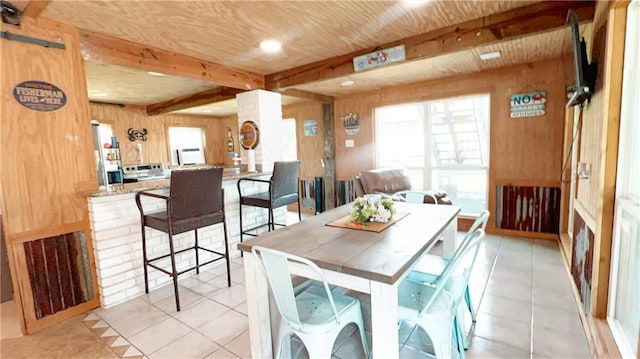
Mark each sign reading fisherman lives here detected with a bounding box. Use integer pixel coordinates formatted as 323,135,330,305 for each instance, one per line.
510,91,546,118
13,80,67,112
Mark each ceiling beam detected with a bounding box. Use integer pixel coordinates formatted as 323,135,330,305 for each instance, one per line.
277,89,333,104
265,0,595,90
22,0,51,18
145,86,244,116
79,30,265,91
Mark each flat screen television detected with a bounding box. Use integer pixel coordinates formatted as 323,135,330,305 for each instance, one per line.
566,10,597,107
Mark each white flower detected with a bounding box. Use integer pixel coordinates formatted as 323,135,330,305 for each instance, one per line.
372,205,392,223
350,196,395,224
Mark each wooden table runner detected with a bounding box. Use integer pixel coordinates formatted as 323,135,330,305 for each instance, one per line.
326,211,409,233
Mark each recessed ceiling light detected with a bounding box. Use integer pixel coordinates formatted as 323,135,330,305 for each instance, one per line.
340,80,354,87
91,92,108,97
147,71,166,76
260,40,282,53
479,51,501,61
402,0,431,7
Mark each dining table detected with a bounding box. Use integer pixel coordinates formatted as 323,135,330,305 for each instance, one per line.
238,201,461,359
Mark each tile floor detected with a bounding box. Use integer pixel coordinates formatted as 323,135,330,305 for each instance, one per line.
0,233,592,359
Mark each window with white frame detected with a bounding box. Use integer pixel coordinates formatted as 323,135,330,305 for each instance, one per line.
167,126,206,165
375,94,490,215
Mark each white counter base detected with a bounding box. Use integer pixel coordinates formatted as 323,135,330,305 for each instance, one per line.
88,177,286,308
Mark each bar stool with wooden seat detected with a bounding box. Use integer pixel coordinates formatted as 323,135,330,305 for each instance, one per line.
135,167,231,311
237,160,301,244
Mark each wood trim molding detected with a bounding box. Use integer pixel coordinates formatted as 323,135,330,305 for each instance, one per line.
22,0,51,18
265,1,596,90
7,221,87,244
146,86,245,116
590,3,627,319
79,30,265,91
278,89,333,104
488,228,559,241
493,179,562,187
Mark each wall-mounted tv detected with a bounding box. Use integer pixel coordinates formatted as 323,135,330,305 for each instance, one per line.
566,10,597,107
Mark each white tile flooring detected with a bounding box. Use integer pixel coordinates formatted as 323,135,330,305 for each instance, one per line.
88,233,591,358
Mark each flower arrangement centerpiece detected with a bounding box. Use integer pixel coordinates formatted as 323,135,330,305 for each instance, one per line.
349,194,396,224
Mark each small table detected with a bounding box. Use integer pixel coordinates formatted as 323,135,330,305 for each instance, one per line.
239,202,460,359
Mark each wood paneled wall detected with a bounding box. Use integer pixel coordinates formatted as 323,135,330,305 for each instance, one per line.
333,58,567,234
571,0,626,322
282,101,324,179
90,103,230,166
334,58,566,181
1,17,100,333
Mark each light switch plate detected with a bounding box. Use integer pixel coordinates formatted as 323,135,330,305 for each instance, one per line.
345,139,355,148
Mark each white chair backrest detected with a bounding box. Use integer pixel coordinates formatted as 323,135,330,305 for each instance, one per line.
406,190,438,204
446,210,490,265
419,229,485,316
251,246,339,330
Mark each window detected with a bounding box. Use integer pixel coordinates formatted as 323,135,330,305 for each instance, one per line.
281,118,297,161
168,127,206,165
375,94,490,215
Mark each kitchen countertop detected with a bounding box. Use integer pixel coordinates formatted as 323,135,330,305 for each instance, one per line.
90,170,269,197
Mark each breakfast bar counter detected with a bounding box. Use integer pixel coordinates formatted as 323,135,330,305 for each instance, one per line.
87,170,285,308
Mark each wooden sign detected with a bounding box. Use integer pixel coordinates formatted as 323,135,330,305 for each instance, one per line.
353,45,406,72
240,121,260,150
13,80,67,112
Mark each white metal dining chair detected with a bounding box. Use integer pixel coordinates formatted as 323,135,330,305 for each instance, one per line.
408,210,490,326
394,190,439,205
251,246,369,359
398,229,485,359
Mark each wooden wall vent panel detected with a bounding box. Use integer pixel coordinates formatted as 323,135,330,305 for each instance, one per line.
23,231,94,319
496,185,561,234
300,178,324,214
336,180,357,207
571,209,594,314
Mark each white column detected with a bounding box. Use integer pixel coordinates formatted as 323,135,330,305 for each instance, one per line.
236,90,283,173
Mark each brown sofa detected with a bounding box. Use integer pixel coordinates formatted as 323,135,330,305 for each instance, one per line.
354,168,452,205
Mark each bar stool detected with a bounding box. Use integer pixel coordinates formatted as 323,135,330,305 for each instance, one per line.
237,161,301,243
135,167,231,311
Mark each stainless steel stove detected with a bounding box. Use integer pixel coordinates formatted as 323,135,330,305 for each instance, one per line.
122,163,169,182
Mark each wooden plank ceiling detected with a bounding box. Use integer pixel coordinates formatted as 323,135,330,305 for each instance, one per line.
16,0,595,115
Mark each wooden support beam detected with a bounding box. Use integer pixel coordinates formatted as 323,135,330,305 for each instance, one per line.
79,30,264,91
590,2,626,319
22,0,51,18
265,1,596,90
278,89,333,104
145,86,245,116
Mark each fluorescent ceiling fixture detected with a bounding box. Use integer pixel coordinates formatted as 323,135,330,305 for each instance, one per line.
201,109,214,113
479,51,501,61
260,40,282,53
340,80,354,87
147,71,166,76
91,92,108,97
